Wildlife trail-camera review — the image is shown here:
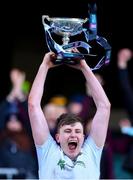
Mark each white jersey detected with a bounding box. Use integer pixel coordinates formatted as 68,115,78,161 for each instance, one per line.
36,135,103,180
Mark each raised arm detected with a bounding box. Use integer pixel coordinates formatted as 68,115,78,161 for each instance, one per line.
28,52,57,145
117,48,133,125
81,61,110,147
69,52,111,147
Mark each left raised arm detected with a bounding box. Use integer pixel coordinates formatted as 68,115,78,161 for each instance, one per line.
81,61,111,147
69,55,111,147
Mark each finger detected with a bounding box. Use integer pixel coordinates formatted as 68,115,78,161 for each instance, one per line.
72,48,79,53
50,53,57,61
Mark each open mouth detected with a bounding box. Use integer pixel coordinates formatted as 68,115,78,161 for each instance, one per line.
68,141,78,150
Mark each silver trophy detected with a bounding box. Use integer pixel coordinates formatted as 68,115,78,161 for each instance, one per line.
42,15,91,65
42,5,111,68
42,15,87,46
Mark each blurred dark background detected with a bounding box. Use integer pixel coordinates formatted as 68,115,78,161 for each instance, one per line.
1,0,133,107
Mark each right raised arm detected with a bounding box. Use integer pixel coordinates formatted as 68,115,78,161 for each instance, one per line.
28,52,57,145
117,48,133,125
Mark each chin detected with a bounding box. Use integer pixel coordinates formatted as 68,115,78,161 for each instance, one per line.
68,151,79,160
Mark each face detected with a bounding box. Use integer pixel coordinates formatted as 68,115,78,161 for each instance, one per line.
56,122,84,160
43,104,67,130
6,115,23,132
68,102,83,115
10,69,25,87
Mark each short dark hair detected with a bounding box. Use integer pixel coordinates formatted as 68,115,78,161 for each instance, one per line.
56,113,84,133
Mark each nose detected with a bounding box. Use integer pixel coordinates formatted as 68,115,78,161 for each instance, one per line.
70,130,76,137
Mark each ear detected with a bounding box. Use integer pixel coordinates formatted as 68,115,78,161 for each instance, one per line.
55,133,60,143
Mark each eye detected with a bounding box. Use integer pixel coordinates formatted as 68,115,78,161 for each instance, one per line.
64,129,71,133
76,130,82,133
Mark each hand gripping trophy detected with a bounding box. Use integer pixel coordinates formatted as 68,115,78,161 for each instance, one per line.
42,4,111,70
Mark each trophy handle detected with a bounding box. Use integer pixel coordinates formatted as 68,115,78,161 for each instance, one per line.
42,15,50,25
83,18,88,23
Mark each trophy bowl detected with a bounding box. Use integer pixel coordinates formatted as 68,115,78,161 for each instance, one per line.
42,15,87,45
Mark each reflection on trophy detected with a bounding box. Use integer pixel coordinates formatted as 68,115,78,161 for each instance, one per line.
42,16,87,46
42,4,111,69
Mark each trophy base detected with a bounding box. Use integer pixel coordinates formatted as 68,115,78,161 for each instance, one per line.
52,54,82,65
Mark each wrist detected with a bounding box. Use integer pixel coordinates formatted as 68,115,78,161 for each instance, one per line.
81,62,91,73
118,61,127,69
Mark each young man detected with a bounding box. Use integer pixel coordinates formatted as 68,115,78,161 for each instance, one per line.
28,51,111,179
